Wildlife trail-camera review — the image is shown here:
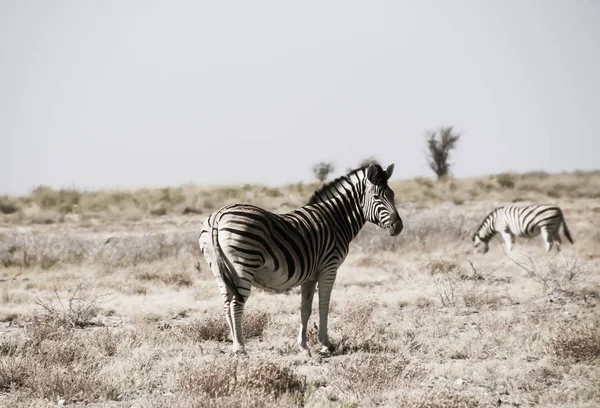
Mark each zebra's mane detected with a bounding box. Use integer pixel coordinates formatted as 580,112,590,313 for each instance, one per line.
308,164,388,205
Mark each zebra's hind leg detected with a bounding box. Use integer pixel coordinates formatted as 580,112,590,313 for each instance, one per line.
317,273,337,355
220,291,235,343
298,281,317,355
230,295,247,355
553,231,562,252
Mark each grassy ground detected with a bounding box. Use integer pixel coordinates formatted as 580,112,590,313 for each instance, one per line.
0,172,599,407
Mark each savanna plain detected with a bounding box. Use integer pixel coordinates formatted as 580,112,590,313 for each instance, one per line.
0,171,599,407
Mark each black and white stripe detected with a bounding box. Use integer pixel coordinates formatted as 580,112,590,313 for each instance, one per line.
472,204,574,253
198,164,403,354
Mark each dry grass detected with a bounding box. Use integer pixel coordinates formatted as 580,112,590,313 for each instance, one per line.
0,171,599,407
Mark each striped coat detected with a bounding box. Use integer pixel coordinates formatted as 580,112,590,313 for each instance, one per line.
473,204,574,253
198,164,403,354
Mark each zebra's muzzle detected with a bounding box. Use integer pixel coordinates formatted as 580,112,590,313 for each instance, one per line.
387,217,403,236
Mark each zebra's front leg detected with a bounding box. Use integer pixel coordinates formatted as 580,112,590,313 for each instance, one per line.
541,228,553,252
500,230,514,252
317,273,336,355
297,280,317,355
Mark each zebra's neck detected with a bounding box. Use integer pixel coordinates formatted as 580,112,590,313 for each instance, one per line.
477,209,500,242
307,169,368,241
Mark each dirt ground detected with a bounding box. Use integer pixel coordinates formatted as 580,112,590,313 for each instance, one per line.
1,174,599,407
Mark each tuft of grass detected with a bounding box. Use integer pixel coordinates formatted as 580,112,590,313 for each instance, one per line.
179,358,307,401
180,310,270,343
548,324,600,364
330,353,418,399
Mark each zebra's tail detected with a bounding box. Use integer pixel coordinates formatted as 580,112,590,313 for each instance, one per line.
211,219,243,300
561,211,574,245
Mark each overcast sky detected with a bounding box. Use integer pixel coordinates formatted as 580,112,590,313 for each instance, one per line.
1,1,599,194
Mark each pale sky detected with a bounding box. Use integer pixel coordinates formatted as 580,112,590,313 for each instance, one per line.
1,1,599,195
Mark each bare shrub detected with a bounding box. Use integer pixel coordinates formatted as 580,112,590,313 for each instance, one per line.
34,285,106,329
548,324,600,364
424,259,504,309
506,252,592,293
425,259,461,307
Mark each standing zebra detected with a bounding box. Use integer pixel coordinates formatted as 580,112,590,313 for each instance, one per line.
198,164,403,355
472,204,574,254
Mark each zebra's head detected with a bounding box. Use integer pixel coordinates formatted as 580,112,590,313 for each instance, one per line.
363,163,403,236
472,233,489,254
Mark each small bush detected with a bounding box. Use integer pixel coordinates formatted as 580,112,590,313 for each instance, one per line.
330,354,415,397
496,173,516,188
179,358,306,400
548,325,600,364
34,285,103,329
0,199,19,214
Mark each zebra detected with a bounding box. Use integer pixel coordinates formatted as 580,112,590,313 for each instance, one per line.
198,164,403,355
472,204,574,254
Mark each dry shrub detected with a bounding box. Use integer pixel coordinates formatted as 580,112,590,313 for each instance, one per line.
335,301,387,354
34,285,104,329
239,360,306,397
426,259,459,276
26,361,111,403
132,266,193,287
0,198,19,214
179,358,306,402
0,356,31,391
410,389,481,408
330,353,419,398
181,315,229,342
0,230,199,270
496,173,516,189
424,259,505,309
242,310,270,338
181,311,270,343
519,365,564,392
507,253,592,294
425,259,462,307
0,328,123,404
548,324,600,364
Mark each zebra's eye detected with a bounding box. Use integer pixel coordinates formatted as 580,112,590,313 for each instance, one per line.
372,194,381,201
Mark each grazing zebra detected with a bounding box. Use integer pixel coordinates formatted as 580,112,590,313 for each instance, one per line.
472,204,574,254
198,164,403,354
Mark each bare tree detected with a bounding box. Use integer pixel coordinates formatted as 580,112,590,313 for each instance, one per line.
425,126,461,180
312,161,335,183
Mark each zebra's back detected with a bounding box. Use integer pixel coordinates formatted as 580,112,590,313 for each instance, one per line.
501,204,564,237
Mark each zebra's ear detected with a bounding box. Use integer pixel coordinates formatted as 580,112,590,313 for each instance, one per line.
385,164,395,180
366,164,379,183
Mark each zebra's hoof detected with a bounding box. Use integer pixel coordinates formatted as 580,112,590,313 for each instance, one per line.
318,344,335,356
